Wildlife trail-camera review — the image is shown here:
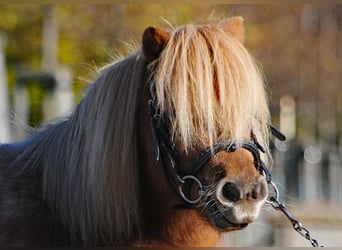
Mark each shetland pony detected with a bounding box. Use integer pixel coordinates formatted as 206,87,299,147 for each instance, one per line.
0,17,271,246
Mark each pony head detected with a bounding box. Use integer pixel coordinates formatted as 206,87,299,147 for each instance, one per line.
141,16,271,237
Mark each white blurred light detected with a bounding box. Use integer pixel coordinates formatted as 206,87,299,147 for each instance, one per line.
304,145,322,164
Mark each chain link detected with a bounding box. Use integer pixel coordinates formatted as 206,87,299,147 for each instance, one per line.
292,221,320,247
268,182,323,247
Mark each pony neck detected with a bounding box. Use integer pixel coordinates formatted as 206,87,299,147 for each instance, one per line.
136,209,220,247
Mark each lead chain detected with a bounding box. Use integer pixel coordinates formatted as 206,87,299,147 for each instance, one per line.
267,182,323,247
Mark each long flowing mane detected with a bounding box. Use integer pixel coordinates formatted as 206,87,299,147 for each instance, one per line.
15,52,146,245
153,21,270,153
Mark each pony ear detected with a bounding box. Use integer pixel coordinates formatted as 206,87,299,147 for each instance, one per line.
142,26,170,62
219,17,245,43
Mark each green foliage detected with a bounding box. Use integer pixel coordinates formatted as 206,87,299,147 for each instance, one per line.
0,5,43,66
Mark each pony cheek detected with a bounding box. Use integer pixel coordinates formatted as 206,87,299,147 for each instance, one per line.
201,164,227,185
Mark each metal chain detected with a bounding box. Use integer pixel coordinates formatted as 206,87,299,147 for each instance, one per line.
267,181,323,247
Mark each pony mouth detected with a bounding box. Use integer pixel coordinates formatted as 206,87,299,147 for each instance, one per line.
203,199,250,231
211,212,249,231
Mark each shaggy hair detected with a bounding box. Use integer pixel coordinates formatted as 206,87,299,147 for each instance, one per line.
153,22,270,156
15,52,146,245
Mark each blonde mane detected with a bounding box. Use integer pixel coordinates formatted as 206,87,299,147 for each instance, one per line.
153,22,270,155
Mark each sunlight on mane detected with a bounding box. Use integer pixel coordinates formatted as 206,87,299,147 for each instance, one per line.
153,22,270,153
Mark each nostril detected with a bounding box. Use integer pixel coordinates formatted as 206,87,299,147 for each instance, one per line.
248,176,268,201
251,189,258,199
221,182,241,202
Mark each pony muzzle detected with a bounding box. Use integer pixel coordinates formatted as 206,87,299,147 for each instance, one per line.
215,175,268,225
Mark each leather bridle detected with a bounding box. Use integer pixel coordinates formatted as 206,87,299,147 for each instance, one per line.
148,76,285,206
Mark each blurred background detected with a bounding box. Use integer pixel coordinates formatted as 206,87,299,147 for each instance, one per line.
0,3,341,247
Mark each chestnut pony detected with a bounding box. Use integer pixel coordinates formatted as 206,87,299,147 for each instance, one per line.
0,17,271,246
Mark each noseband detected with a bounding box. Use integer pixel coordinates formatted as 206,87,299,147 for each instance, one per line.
148,77,284,206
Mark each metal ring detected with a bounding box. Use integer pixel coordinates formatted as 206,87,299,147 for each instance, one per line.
265,180,280,205
178,175,204,204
